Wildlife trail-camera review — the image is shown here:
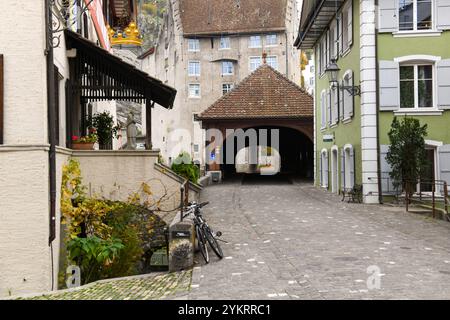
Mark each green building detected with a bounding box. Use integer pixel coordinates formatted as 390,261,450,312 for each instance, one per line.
295,0,450,203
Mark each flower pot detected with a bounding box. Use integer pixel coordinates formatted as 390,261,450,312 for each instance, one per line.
72,142,95,150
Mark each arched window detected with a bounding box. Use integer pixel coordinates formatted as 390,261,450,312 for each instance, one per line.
320,149,329,188
340,144,355,190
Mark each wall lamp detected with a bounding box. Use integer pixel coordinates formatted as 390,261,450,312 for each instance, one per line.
325,59,361,96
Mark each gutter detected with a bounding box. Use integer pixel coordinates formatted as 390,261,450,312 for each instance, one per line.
374,0,383,204
44,0,57,248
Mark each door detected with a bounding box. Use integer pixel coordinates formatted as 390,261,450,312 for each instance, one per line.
420,148,435,192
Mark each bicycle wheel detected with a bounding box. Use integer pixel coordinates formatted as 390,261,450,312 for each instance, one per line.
196,224,209,264
204,225,224,259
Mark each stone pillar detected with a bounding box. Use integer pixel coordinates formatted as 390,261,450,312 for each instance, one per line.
360,0,379,203
168,213,195,272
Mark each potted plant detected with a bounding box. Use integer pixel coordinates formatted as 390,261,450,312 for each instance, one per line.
87,111,121,150
72,131,98,150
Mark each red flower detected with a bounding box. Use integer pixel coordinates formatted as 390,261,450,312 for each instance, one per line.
72,135,79,141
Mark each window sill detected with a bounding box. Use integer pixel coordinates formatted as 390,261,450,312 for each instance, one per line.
329,123,338,129
342,117,353,124
394,108,443,116
393,30,442,38
219,48,231,51
188,96,201,99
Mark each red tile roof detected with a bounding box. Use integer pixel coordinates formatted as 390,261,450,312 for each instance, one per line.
198,64,313,120
179,0,287,36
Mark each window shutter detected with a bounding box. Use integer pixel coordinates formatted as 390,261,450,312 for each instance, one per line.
338,14,343,55
437,59,450,109
333,88,339,124
332,20,338,59
340,149,345,191
378,0,398,33
347,2,353,47
379,60,400,111
320,153,323,186
0,54,3,145
380,145,396,194
327,89,332,126
439,145,450,186
324,152,329,188
436,0,450,31
344,71,354,118
349,147,355,188
339,80,344,121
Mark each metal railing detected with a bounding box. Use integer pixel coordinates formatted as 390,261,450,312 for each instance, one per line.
404,179,449,219
179,180,190,221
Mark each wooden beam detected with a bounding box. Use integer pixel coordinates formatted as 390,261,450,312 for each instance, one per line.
145,99,152,150
0,54,3,144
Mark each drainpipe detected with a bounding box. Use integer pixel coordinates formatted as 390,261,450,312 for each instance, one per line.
374,0,383,204
285,32,289,76
45,0,57,247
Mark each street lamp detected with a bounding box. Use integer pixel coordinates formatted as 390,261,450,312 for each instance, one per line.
325,58,361,96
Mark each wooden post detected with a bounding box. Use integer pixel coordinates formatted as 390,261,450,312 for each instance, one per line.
0,54,3,144
432,181,436,218
145,99,152,150
445,182,449,216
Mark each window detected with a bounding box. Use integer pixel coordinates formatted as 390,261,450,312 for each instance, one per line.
250,56,262,72
188,61,200,76
188,84,201,98
400,64,433,108
221,61,234,75
320,150,329,188
188,39,200,52
320,90,327,129
267,56,278,70
337,1,353,56
266,34,277,46
222,83,234,95
220,37,230,49
249,35,262,48
399,0,432,31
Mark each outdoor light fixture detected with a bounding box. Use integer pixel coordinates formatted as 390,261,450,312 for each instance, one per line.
325,59,361,96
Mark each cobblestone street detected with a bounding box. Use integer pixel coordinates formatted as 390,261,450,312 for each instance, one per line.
188,177,450,300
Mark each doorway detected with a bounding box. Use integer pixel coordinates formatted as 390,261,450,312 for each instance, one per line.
331,147,339,193
420,148,436,192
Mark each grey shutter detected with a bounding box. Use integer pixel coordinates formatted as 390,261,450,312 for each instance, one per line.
344,71,354,118
333,87,339,124
437,59,450,109
332,20,338,60
437,0,450,31
341,149,345,191
380,145,396,194
320,152,323,186
439,145,450,186
349,147,355,188
378,0,398,33
379,60,400,111
347,1,353,47
339,81,344,120
338,13,343,55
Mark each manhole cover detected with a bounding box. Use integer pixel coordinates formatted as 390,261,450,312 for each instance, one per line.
439,270,450,275
400,247,412,250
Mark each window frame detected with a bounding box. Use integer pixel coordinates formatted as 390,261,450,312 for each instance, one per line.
188,60,201,76
249,35,262,48
266,55,278,70
221,61,234,76
320,89,327,129
399,62,435,109
222,83,234,95
187,38,200,52
249,56,262,72
266,34,278,47
219,36,231,50
398,0,434,32
188,83,201,98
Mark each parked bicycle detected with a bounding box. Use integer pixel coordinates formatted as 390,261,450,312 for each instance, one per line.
182,201,224,263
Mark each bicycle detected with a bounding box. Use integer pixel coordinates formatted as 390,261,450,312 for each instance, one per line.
182,201,224,263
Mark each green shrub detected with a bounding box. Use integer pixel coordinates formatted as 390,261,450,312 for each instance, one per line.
171,152,200,184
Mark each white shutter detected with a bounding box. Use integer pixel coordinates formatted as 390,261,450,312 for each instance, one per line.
320,152,323,186
378,0,398,33
340,149,345,191
380,145,396,194
379,60,400,111
320,91,325,128
338,13,343,55
439,145,450,186
332,19,338,60
347,1,353,47
327,89,332,126
339,81,344,121
436,0,450,31
437,59,450,110
344,71,354,119
349,147,355,188
333,87,339,124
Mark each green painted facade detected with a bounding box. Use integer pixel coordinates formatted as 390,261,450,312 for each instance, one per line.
314,0,362,189
378,32,450,145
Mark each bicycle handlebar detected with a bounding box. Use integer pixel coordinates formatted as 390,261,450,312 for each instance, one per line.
199,201,209,208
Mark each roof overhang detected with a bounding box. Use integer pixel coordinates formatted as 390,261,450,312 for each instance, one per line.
183,28,286,38
65,30,176,108
294,0,343,49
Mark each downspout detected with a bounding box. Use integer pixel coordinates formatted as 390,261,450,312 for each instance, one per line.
285,32,289,76
45,0,57,248
374,0,383,204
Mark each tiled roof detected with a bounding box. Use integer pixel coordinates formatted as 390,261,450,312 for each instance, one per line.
198,64,313,120
179,0,287,36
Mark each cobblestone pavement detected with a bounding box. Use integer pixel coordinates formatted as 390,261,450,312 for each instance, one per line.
17,270,192,300
188,177,450,300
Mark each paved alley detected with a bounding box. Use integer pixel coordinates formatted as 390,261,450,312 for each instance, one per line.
187,177,450,300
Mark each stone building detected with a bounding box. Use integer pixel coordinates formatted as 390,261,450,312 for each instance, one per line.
141,0,300,169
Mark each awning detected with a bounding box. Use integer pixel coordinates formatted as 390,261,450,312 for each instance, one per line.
64,29,176,108
294,0,343,49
